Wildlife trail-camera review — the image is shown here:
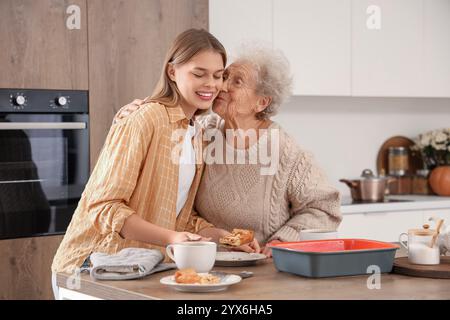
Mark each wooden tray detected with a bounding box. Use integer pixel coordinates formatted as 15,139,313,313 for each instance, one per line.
392,256,450,279
376,136,423,176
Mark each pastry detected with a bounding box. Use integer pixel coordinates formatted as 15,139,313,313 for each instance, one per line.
199,273,220,284
174,268,220,284
174,268,201,284
219,228,254,246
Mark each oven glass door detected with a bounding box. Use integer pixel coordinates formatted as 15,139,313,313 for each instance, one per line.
0,114,89,239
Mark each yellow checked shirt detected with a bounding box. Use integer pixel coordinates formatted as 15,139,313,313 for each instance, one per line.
52,102,212,273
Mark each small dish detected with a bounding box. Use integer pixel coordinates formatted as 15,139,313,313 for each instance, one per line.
160,273,242,292
214,252,267,267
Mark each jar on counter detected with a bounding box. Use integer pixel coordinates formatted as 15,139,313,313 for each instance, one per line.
388,175,412,195
388,147,409,176
412,169,434,195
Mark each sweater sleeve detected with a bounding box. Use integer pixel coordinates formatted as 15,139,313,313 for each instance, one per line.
185,208,215,233
268,152,342,242
86,113,153,236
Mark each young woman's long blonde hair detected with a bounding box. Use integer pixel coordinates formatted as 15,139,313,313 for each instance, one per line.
150,29,227,108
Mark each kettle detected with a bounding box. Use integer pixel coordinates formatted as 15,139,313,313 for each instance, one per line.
340,169,395,202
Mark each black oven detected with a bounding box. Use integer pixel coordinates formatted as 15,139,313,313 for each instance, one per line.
0,89,89,239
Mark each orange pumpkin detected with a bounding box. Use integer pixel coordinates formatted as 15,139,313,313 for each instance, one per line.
429,166,450,196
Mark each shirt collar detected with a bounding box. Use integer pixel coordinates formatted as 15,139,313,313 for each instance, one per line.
166,105,188,123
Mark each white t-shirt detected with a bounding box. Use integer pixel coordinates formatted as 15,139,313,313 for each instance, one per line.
176,124,196,216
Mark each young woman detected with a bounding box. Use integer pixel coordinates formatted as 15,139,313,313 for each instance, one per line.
51,29,227,279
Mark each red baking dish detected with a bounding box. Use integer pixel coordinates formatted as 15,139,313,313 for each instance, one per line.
269,239,399,278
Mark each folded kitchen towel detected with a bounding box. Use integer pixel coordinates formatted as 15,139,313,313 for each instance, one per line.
90,247,176,280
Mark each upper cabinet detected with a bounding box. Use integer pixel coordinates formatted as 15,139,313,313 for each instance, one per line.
0,0,88,90
209,0,450,97
351,0,423,97
422,0,450,97
274,0,351,96
209,0,273,60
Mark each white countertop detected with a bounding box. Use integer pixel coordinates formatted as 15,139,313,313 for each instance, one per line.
341,195,450,214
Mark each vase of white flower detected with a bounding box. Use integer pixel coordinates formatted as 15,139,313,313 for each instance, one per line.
412,128,450,196
411,128,450,170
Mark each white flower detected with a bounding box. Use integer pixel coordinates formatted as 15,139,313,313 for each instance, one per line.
420,133,432,147
431,140,447,150
434,132,447,143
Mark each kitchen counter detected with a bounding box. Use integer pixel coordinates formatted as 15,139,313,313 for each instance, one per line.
341,195,450,214
56,249,450,300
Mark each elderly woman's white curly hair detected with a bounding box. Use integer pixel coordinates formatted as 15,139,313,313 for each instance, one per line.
233,43,293,119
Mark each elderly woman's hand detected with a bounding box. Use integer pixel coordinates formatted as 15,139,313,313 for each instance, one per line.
262,239,282,258
230,238,261,254
113,96,149,124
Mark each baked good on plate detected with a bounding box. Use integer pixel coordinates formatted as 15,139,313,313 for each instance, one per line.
174,268,220,284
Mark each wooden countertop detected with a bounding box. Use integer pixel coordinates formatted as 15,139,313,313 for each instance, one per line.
57,257,450,300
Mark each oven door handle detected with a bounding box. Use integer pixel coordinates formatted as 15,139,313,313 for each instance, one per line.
0,179,45,184
0,122,86,130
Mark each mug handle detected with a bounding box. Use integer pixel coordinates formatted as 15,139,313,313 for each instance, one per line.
399,233,408,250
166,244,175,262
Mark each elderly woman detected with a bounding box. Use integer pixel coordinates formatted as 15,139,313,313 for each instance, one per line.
116,46,342,256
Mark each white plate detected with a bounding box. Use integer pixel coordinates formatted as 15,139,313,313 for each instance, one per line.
160,273,242,293
214,252,267,267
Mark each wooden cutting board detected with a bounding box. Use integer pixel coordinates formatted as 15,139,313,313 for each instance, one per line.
392,256,450,279
376,135,423,176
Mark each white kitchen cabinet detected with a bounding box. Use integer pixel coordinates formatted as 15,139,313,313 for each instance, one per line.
210,0,450,97
339,207,450,242
338,210,424,242
273,0,351,96
422,0,450,97
351,0,423,97
209,0,273,61
58,288,101,300
422,209,450,227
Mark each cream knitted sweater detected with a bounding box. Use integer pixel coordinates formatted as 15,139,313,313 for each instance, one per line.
194,114,342,245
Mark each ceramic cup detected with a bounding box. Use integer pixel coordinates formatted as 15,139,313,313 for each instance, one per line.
166,241,217,272
399,232,440,265
299,229,339,241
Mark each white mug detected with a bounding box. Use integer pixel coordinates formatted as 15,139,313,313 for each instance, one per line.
299,229,339,241
166,241,217,273
399,232,440,265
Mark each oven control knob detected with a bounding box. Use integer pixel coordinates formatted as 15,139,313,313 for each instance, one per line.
55,96,68,106
14,95,26,106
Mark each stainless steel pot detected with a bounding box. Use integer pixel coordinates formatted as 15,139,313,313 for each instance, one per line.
340,169,395,202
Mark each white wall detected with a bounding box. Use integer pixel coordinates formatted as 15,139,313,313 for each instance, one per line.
273,96,450,197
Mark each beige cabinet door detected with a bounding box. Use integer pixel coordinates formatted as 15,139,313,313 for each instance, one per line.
0,235,63,299
273,0,351,96
0,0,88,90
351,0,423,97
87,0,208,167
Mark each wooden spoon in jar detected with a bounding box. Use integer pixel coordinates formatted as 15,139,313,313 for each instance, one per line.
430,219,444,248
